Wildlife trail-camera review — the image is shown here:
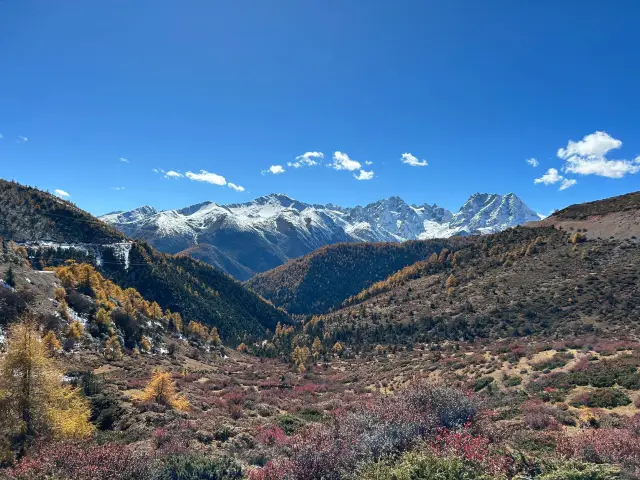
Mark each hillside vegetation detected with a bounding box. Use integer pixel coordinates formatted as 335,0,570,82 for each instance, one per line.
0,179,125,244
247,239,470,315
0,180,288,342
552,190,640,220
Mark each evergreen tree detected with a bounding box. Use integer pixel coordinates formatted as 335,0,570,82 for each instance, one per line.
4,265,15,288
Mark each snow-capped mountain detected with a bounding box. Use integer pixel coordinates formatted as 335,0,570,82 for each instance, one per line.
100,193,540,280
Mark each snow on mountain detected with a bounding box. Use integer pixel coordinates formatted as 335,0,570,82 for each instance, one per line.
99,193,540,279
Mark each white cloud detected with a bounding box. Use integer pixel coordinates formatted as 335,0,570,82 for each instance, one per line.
263,165,285,175
559,178,577,191
152,168,159,173
185,170,226,185
330,151,361,171
558,131,640,179
526,158,539,167
401,152,428,167
534,168,576,191
16,135,28,143
111,186,126,191
228,182,245,192
288,151,323,168
365,160,373,165
534,168,563,185
164,170,183,179
54,189,70,197
354,169,374,181
119,157,129,163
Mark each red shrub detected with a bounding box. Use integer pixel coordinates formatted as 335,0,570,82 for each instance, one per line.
256,425,289,447
6,442,157,480
432,426,513,476
557,428,640,475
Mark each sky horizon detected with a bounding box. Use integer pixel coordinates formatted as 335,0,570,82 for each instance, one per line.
2,1,639,216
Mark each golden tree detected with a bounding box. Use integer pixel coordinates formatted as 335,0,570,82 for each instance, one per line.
140,336,152,352
135,370,189,411
42,331,61,354
104,335,123,360
292,346,311,366
236,342,248,353
312,336,323,359
67,321,84,341
0,317,94,459
57,298,71,321
209,327,221,346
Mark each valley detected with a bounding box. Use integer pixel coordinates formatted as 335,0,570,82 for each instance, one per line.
0,180,639,479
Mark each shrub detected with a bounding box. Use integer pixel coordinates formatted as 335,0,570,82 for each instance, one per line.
159,454,243,480
6,442,158,479
538,460,620,479
359,452,490,480
571,388,631,409
276,414,306,435
532,352,574,371
474,376,494,392
557,428,640,476
503,375,522,387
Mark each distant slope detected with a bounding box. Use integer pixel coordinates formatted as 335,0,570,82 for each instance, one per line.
246,239,471,315
102,192,540,279
177,243,254,281
529,190,640,240
552,190,640,219
0,179,288,342
317,225,640,345
0,179,125,244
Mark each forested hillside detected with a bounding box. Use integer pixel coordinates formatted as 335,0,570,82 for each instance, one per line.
0,179,125,244
247,239,470,315
0,180,289,342
315,226,640,347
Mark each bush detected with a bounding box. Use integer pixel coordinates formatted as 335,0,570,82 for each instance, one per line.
6,442,158,480
359,452,492,480
538,460,621,479
474,376,494,392
571,388,631,409
276,414,306,435
159,454,243,480
503,375,522,387
532,352,574,372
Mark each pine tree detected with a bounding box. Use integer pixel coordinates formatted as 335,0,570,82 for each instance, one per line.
0,316,93,459
135,370,189,411
4,265,15,288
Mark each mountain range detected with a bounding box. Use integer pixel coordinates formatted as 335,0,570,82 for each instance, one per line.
100,192,541,280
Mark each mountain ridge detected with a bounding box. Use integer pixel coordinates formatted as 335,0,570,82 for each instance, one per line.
101,192,541,280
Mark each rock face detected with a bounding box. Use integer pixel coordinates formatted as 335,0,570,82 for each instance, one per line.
100,192,540,279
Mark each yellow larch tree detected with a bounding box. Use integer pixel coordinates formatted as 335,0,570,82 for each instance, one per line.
0,317,94,460
104,335,123,360
42,331,62,354
135,370,189,411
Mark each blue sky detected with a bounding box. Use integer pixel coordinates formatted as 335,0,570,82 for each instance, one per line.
1,1,639,216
